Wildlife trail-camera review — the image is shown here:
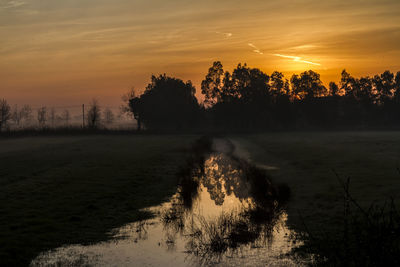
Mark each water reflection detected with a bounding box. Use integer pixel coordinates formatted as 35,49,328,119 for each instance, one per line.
31,140,303,267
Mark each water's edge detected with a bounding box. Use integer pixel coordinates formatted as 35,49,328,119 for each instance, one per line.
31,138,305,266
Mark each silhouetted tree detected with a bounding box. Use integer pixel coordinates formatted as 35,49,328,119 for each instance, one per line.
21,105,33,125
37,106,47,128
200,63,400,130
291,70,327,99
357,77,374,104
0,99,11,131
103,108,115,125
231,63,271,102
121,87,136,116
87,99,101,129
329,82,339,97
124,62,400,131
122,88,142,130
373,70,395,105
128,74,200,131
50,107,56,128
11,105,22,126
270,71,290,101
62,110,70,127
270,71,292,127
201,61,224,105
201,62,277,130
340,69,358,99
394,72,400,103
129,96,142,131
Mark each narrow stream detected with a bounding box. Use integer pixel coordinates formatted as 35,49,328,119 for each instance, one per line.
31,139,304,266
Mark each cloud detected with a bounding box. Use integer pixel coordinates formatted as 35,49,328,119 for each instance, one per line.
248,43,263,55
0,0,26,9
215,31,233,38
289,44,318,50
273,53,321,66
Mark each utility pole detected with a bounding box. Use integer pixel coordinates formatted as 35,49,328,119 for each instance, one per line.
82,104,85,128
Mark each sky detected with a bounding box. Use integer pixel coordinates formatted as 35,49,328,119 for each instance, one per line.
1,0,400,107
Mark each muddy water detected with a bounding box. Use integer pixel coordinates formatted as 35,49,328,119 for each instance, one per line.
31,139,303,267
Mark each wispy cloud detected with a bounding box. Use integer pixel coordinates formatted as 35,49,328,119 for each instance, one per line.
289,44,318,50
0,0,26,9
249,43,321,66
248,43,263,55
273,53,321,66
215,31,233,38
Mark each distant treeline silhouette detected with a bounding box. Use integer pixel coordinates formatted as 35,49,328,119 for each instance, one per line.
127,61,400,131
0,99,131,132
3,62,400,133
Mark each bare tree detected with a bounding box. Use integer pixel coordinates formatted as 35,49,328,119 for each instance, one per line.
11,105,22,126
103,108,114,125
87,99,101,128
121,87,136,118
11,104,34,128
37,106,47,127
20,105,33,126
122,87,143,130
50,107,56,128
62,109,70,127
0,99,11,131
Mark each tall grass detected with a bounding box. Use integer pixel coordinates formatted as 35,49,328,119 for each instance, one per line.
161,137,292,262
297,173,400,266
185,207,283,258
161,136,214,230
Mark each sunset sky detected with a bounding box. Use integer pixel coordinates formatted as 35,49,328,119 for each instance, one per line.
1,0,400,107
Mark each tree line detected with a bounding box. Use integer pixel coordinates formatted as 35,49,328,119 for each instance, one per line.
127,62,400,131
0,100,117,131
3,62,400,132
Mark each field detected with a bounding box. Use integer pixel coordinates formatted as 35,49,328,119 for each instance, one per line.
231,131,400,234
2,132,400,266
0,134,197,266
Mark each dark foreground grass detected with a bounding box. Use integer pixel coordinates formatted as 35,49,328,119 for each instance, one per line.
231,131,400,264
0,134,197,266
298,177,400,266
232,132,400,230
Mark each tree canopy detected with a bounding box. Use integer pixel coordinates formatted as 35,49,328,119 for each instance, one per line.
125,62,400,132
129,74,200,130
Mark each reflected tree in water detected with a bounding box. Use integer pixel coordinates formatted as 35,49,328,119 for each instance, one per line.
160,139,291,263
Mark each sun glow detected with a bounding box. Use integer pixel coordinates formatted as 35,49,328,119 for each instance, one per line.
273,54,321,66
0,0,399,106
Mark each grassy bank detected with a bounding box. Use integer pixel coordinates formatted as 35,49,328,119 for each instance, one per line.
231,131,400,235
0,134,196,266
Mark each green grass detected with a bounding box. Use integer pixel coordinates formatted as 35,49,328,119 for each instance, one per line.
231,131,400,233
0,134,197,266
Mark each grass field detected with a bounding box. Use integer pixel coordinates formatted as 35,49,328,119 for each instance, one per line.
2,131,400,266
232,132,400,234
0,134,197,266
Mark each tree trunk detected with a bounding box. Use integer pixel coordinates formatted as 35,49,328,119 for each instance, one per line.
137,117,141,131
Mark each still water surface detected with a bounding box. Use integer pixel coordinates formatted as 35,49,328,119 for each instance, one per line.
31,140,303,266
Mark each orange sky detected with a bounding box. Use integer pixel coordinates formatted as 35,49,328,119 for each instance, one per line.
1,0,400,107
